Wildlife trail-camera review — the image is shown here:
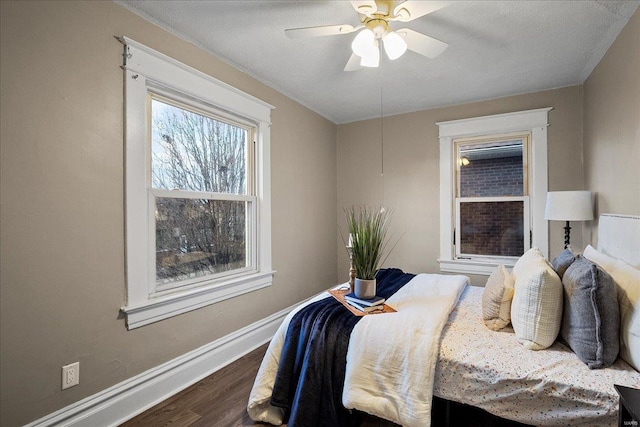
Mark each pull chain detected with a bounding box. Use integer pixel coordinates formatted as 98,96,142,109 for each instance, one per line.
380,77,385,212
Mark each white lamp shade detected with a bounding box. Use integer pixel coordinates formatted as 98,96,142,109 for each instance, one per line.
383,30,408,60
351,28,375,57
360,41,380,67
544,191,594,221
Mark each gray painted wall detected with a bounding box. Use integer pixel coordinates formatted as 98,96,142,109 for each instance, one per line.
584,8,640,223
1,2,638,426
0,2,337,425
337,85,585,284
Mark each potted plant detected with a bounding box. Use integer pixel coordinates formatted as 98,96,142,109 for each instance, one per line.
345,206,392,299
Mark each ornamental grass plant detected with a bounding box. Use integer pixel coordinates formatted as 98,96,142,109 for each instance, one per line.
345,206,393,280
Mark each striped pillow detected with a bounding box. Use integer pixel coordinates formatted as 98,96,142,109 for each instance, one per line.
511,248,563,350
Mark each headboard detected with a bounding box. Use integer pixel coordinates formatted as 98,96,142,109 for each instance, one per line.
597,213,640,268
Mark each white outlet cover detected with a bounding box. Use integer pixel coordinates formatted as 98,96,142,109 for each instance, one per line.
62,362,79,390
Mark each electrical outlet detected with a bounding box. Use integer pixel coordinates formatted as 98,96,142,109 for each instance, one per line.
62,362,79,390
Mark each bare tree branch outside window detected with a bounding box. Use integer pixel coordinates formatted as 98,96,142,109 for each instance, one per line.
151,98,249,286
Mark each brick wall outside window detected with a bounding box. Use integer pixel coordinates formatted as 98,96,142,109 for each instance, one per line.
459,156,523,197
458,155,525,256
460,200,524,256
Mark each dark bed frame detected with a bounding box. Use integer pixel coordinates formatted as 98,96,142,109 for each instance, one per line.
358,397,532,427
433,397,532,427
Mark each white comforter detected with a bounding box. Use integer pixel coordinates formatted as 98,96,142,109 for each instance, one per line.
247,273,468,426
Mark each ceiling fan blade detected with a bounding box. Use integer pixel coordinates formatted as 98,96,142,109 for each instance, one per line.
350,0,377,16
397,28,448,59
285,24,356,39
393,1,450,22
344,52,362,72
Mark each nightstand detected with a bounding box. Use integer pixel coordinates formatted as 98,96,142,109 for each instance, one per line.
615,384,640,427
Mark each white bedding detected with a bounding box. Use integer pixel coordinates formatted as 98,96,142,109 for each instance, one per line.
343,274,468,426
434,285,640,427
248,275,640,427
247,289,330,425
247,273,468,426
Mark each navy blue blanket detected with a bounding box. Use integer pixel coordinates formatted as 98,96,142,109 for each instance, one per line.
270,268,415,427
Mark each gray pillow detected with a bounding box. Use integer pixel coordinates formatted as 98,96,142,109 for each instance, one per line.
551,246,578,279
561,256,620,369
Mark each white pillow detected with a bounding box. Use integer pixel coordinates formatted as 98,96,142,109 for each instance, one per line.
512,247,546,277
583,244,616,271
608,259,640,371
482,265,515,331
511,249,563,350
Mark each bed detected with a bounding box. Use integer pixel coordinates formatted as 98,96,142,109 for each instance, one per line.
434,286,638,426
248,214,640,426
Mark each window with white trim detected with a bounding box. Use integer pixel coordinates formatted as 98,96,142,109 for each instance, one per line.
456,134,530,260
120,37,274,329
437,108,551,275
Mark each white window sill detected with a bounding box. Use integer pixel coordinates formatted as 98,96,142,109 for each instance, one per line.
121,270,275,329
438,259,515,276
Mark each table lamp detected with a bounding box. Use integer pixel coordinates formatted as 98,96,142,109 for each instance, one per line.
544,191,594,249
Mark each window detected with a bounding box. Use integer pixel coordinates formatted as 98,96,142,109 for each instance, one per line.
120,38,274,329
437,109,552,275
151,96,254,291
456,134,529,259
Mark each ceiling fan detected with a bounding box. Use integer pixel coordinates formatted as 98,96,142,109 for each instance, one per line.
285,0,450,71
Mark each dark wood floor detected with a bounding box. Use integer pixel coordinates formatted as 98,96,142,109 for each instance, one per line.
119,343,528,427
119,343,271,427
119,343,398,427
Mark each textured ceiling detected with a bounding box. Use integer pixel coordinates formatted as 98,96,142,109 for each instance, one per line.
116,0,639,124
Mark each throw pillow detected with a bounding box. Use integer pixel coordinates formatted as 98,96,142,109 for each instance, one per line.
561,256,620,369
482,265,515,331
583,244,616,271
511,251,563,350
609,259,640,371
512,247,545,278
585,245,640,370
550,246,578,279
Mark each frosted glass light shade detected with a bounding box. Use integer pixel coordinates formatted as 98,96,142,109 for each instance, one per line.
383,30,408,60
351,29,375,57
544,191,594,221
360,41,380,67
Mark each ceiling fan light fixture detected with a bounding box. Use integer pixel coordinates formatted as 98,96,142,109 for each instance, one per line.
360,40,380,67
351,28,375,57
283,1,451,72
383,30,407,60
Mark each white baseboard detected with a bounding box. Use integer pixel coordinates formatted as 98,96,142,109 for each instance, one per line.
25,305,293,427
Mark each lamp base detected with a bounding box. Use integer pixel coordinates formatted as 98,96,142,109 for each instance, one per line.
563,220,571,249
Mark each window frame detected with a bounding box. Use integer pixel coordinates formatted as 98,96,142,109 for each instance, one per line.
437,108,552,275
120,37,274,329
454,133,530,198
454,133,530,261
148,93,256,294
455,196,530,260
